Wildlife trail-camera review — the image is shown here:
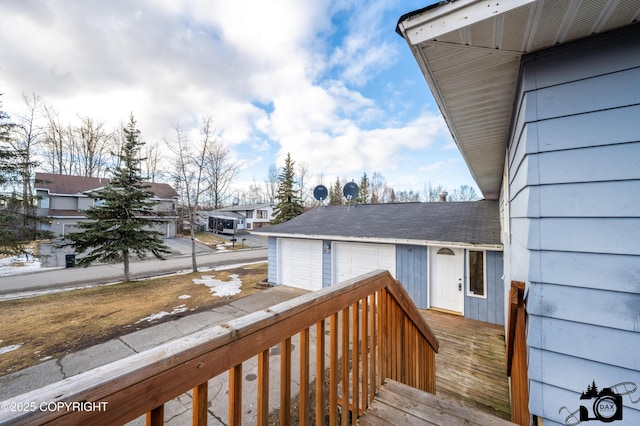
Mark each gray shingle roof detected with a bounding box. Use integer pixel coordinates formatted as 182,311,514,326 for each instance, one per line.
254,201,501,246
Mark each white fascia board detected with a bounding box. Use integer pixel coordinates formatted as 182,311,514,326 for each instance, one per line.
252,232,502,251
399,0,536,45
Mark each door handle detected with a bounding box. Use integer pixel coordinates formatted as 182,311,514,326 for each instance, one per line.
458,283,462,291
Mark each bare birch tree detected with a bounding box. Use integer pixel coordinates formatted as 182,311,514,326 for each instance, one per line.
265,163,279,203
201,118,239,209
74,116,111,177
167,122,212,272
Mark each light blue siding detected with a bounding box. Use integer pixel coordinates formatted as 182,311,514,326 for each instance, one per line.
465,250,505,325
267,236,278,284
267,237,279,284
506,25,640,424
322,240,331,288
396,245,428,309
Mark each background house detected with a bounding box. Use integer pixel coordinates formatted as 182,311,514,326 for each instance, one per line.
398,1,640,424
214,203,274,230
253,201,505,325
35,172,179,238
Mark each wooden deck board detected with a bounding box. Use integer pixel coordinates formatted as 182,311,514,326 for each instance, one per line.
357,380,516,426
421,309,511,420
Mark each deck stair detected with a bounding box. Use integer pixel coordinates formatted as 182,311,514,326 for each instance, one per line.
357,379,517,426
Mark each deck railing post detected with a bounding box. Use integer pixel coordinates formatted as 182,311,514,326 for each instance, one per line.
146,405,164,426
316,320,326,426
194,381,209,426
300,328,310,426
257,349,270,426
330,313,339,426
228,365,241,426
280,338,292,425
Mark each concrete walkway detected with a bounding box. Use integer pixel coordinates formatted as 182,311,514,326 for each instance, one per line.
0,285,311,425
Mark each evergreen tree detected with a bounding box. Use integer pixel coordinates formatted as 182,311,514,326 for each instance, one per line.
272,153,303,224
62,115,170,281
356,172,370,204
329,177,342,205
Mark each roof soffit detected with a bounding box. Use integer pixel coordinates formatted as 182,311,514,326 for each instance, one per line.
398,0,640,200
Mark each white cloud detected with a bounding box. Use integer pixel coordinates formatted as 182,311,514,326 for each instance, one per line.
0,0,476,196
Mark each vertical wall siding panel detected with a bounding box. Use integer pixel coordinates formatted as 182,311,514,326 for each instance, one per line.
268,237,278,284
464,250,505,325
322,240,332,288
396,245,428,309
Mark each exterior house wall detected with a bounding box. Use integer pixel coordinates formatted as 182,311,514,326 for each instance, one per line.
77,196,92,210
267,236,277,284
267,237,505,325
464,250,504,325
506,26,640,425
396,244,428,309
51,195,77,210
322,240,331,288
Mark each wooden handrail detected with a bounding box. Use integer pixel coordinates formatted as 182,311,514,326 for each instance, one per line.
506,280,525,376
0,270,438,425
505,280,530,425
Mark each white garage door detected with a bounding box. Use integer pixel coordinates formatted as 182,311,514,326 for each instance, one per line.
278,238,323,291
333,242,396,285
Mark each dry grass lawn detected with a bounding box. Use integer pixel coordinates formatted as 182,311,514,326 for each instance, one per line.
0,262,267,375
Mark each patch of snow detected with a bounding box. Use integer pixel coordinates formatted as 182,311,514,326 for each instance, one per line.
136,305,189,324
193,274,242,297
0,343,23,355
0,255,51,277
40,356,53,361
178,294,191,299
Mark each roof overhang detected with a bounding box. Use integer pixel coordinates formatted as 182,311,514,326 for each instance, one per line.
397,0,640,199
250,231,503,251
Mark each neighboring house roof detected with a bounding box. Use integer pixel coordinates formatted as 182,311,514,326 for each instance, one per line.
396,1,639,199
219,203,272,212
198,210,245,220
253,201,501,248
35,172,178,199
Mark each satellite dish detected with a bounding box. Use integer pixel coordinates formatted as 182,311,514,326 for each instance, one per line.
313,184,328,201
343,182,359,200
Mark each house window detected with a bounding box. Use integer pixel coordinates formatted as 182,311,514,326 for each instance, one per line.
257,210,268,219
437,247,455,255
468,251,486,297
246,211,253,218
40,197,50,208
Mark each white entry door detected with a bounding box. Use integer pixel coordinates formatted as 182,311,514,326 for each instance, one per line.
430,247,464,313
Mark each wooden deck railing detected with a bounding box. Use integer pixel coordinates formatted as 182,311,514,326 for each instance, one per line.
0,270,438,425
506,280,530,425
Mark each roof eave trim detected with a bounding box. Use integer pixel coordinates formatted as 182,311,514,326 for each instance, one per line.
251,231,502,251
398,0,536,45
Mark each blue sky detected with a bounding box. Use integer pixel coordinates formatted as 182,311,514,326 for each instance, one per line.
0,0,479,199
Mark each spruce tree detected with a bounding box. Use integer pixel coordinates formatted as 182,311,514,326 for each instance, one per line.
63,115,170,281
329,177,342,205
272,153,303,224
0,103,21,255
356,172,370,204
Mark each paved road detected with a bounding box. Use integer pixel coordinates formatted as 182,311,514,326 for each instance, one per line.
0,248,268,296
